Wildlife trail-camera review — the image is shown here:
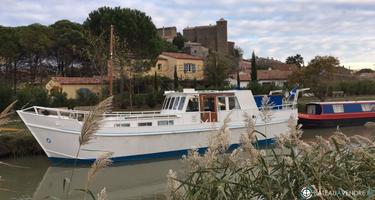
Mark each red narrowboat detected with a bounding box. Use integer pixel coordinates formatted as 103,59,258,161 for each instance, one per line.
298,101,375,128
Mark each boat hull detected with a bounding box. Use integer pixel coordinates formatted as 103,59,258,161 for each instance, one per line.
18,110,292,164
298,112,375,129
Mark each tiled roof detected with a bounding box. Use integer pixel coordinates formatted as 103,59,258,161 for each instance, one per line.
257,70,292,80
236,70,292,81
51,77,103,85
161,52,204,60
269,64,298,71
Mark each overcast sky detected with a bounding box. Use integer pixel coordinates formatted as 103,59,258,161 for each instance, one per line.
1,0,374,70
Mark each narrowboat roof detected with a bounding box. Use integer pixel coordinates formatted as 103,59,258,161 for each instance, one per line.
308,100,375,105
164,88,242,95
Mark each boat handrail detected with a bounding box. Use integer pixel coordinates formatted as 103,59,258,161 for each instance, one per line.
20,103,297,122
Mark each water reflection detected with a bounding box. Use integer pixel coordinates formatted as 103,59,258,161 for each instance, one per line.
0,157,183,200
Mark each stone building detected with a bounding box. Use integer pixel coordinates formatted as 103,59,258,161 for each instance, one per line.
149,52,205,80
183,18,234,55
157,26,177,42
183,42,209,58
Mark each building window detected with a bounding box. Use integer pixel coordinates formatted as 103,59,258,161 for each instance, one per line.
138,122,152,126
229,96,241,110
158,120,174,126
184,63,190,72
183,63,197,73
157,63,162,70
192,64,196,73
332,104,344,113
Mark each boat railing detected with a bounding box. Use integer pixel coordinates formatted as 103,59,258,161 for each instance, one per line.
21,106,175,121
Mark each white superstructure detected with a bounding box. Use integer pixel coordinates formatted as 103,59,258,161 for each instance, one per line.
17,89,297,163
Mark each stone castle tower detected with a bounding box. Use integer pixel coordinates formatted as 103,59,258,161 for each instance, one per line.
183,18,234,55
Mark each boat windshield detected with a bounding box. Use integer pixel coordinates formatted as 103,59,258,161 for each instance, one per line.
162,96,186,111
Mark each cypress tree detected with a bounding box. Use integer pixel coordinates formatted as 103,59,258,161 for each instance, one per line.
174,65,178,90
237,70,241,88
251,51,257,82
153,71,158,92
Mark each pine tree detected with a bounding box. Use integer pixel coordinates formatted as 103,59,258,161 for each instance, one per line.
251,51,257,83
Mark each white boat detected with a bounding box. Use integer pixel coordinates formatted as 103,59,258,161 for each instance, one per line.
17,89,298,164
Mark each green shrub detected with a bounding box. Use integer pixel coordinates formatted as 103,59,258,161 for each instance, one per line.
76,89,99,106
49,89,68,107
16,85,49,109
167,118,375,199
133,94,145,108
0,82,13,111
146,92,156,108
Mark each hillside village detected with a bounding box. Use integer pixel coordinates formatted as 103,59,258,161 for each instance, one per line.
45,18,357,98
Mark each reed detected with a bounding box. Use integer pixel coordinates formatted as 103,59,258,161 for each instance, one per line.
0,100,17,127
167,116,375,199
65,96,113,200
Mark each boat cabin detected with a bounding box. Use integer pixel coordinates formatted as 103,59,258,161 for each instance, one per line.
160,89,246,123
305,101,375,115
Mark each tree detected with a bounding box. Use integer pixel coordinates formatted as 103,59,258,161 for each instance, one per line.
286,54,304,68
153,71,158,92
302,56,339,101
0,27,23,92
84,7,163,62
205,52,229,89
236,71,240,88
174,65,179,90
356,68,374,74
251,51,257,83
172,33,186,50
18,23,53,82
50,20,88,75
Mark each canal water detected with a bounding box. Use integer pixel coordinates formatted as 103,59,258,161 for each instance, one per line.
0,126,374,200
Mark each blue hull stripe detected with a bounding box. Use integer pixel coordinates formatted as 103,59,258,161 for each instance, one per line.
49,138,276,165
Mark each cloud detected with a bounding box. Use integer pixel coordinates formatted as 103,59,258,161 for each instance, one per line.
0,0,374,69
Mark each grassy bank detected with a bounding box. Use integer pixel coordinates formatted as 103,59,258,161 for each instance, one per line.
0,118,43,158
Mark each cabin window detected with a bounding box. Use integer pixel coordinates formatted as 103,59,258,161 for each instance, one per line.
361,104,373,112
186,97,199,112
138,122,152,126
332,104,344,113
218,97,226,111
203,97,215,111
229,96,241,110
173,97,180,110
307,105,316,114
158,120,174,126
168,97,175,109
163,98,171,109
114,123,130,127
178,97,186,110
